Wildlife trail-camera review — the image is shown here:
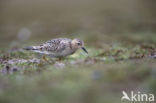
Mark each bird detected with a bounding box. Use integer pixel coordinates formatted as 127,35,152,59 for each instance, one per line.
24,38,88,61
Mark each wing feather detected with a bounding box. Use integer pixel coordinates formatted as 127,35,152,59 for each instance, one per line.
40,38,71,53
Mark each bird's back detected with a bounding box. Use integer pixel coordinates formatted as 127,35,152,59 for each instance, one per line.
25,38,74,58
42,38,72,52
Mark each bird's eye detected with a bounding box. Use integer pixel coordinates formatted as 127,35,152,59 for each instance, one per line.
77,43,81,45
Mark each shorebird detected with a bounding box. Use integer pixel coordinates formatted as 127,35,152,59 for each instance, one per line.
24,38,88,61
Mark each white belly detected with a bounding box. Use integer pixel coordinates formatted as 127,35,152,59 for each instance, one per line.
33,47,77,58
49,48,77,58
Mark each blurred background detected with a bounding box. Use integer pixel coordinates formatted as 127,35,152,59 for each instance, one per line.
0,0,156,48
0,0,156,103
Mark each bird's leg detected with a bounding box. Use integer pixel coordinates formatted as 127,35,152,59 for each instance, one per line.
42,55,50,63
58,57,65,61
58,57,62,61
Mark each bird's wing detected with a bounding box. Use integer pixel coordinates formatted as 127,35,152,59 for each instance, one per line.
41,38,71,53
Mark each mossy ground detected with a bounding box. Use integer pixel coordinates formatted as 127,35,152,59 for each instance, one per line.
0,41,155,103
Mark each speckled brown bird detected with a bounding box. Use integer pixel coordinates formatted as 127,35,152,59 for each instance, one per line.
24,38,88,59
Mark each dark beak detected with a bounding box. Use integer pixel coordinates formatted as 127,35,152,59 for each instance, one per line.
81,47,88,54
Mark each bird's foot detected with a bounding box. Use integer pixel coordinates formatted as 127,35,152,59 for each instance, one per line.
57,57,65,62
42,56,51,63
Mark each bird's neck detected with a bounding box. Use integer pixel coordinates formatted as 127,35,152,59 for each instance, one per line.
70,42,78,51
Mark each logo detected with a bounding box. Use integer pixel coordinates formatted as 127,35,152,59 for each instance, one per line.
121,91,154,102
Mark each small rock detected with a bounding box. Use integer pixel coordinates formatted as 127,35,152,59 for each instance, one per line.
28,58,40,63
149,54,156,59
54,62,66,69
92,71,102,80
4,58,40,64
70,59,83,65
0,65,21,74
84,58,97,64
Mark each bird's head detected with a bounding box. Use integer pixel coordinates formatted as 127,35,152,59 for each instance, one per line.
71,38,88,54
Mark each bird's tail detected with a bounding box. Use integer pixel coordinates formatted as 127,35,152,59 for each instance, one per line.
23,46,40,50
